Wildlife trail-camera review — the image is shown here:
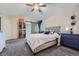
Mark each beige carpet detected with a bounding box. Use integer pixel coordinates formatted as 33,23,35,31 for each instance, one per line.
0,39,79,56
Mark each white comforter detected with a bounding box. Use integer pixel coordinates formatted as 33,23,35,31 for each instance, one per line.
26,33,60,51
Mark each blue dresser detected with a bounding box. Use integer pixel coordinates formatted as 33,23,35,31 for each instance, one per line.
61,33,79,49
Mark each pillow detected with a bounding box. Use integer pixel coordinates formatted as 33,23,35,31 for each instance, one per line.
50,31,55,34
50,32,54,34
44,31,50,34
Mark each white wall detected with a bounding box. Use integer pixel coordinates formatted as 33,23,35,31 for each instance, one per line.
9,17,18,39
1,16,12,40
1,16,19,40
42,4,79,33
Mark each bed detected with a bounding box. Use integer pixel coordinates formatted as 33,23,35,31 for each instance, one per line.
26,26,61,53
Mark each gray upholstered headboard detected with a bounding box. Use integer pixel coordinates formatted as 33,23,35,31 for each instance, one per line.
45,26,61,33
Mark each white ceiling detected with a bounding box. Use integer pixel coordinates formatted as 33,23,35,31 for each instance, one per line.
0,3,79,20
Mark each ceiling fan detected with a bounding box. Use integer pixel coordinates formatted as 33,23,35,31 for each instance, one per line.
26,3,47,12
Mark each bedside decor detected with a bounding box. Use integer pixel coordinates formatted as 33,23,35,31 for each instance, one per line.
71,15,76,20
71,20,76,26
70,14,76,34
70,28,73,34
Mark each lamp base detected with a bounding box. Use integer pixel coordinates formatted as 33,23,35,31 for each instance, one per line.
70,28,73,34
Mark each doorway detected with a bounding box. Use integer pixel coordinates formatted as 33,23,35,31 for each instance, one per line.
18,18,26,38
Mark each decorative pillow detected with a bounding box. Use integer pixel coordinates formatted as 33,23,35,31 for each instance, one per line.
50,31,56,34
50,32,54,34
44,31,50,34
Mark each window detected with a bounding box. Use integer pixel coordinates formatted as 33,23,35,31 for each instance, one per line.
26,22,31,34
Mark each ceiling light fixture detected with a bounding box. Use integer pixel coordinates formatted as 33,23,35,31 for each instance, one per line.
26,3,46,13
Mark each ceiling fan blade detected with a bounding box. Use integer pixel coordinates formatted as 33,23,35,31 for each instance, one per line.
33,3,36,5
40,5,46,7
26,4,33,6
31,8,34,12
38,9,42,12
